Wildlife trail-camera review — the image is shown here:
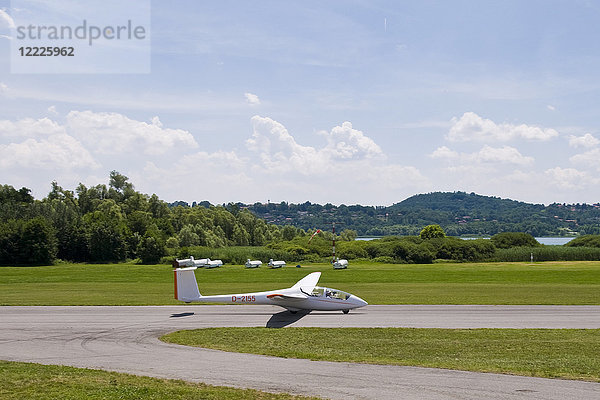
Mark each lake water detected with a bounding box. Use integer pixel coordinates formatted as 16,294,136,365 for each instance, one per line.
357,237,575,245
460,237,575,245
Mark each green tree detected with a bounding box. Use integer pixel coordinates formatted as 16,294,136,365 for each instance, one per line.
232,223,250,246
165,236,180,249
420,224,446,240
0,220,22,265
491,232,539,249
340,229,357,241
20,217,57,264
178,224,200,247
137,231,165,264
282,225,296,241
85,212,126,262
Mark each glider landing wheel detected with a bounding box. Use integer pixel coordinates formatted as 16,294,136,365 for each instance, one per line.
342,309,349,314
289,310,298,314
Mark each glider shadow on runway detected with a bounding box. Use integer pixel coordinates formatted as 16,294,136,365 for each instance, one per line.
170,312,195,318
266,309,311,328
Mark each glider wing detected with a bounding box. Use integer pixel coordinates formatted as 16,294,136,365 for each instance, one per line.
290,271,321,292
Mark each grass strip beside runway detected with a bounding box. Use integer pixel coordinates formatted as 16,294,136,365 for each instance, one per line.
1,261,600,305
0,360,318,400
161,327,600,382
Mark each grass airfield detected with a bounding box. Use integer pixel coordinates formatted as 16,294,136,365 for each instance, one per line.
161,327,600,382
0,360,317,400
1,260,600,305
2,260,600,398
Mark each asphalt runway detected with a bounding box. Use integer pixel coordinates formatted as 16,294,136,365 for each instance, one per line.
1,305,599,399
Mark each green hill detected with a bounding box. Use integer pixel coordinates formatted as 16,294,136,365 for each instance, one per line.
245,192,600,237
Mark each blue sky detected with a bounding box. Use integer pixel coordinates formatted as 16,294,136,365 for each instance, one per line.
1,0,600,205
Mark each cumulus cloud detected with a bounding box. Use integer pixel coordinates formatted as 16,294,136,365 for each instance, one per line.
247,116,386,173
570,148,600,168
0,82,7,94
0,9,15,29
430,145,458,159
320,121,383,160
475,145,533,165
544,167,594,190
140,150,251,200
0,134,99,170
47,105,58,115
244,116,427,201
430,145,533,165
0,117,65,137
247,116,321,173
447,112,559,142
568,133,599,148
244,92,261,105
66,111,198,155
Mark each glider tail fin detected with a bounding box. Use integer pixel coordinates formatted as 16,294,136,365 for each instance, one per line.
174,267,202,302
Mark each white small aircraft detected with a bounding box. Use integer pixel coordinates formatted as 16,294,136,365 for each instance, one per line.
173,256,223,268
174,268,367,313
245,259,262,268
333,258,348,269
268,258,285,268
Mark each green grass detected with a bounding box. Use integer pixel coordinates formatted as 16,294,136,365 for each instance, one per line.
161,327,600,382
1,261,600,305
0,360,318,400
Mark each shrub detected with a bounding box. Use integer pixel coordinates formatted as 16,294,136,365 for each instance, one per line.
495,246,600,262
372,256,396,263
565,235,600,248
491,232,540,249
337,241,368,259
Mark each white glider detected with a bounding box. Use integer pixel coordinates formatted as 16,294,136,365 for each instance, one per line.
174,268,367,313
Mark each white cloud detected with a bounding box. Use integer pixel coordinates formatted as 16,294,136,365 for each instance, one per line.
47,105,58,115
0,82,7,94
247,117,385,172
430,146,458,159
547,105,556,111
0,115,99,171
320,121,383,160
568,133,599,148
139,150,251,201
0,34,11,40
0,117,65,137
243,116,427,202
447,112,559,142
544,167,594,190
247,115,321,173
430,145,533,165
0,9,15,29
244,92,261,105
0,134,99,170
475,145,533,165
66,111,198,155
570,148,600,168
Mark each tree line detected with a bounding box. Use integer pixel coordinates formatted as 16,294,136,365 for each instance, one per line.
3,175,600,266
0,172,312,265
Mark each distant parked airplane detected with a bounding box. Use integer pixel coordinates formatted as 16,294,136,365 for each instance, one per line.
333,258,348,269
268,258,285,268
173,256,223,268
245,259,262,268
173,268,367,313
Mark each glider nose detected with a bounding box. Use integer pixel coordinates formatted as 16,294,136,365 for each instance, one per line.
350,295,368,308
